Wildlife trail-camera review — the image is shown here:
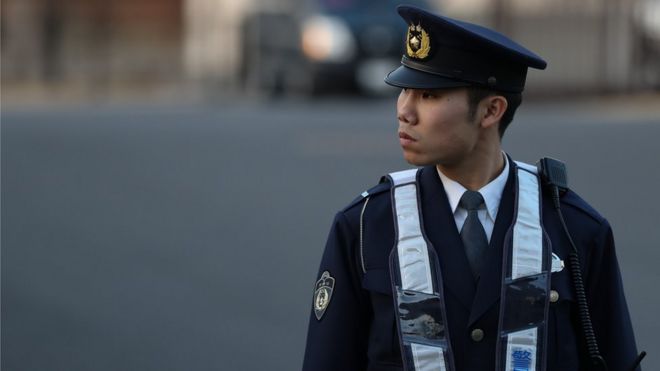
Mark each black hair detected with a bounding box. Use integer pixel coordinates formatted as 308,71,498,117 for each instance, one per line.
466,86,522,138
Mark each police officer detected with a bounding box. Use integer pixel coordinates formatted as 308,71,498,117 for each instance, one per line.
303,5,640,371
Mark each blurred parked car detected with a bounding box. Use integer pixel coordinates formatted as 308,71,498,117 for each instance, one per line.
633,0,660,88
240,0,431,96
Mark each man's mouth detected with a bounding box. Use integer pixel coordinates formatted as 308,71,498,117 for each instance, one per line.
398,132,416,141
398,131,417,146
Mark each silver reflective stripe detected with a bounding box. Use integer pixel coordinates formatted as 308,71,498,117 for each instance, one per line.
391,169,448,371
390,169,418,185
394,183,434,294
514,161,537,174
511,168,543,280
412,343,447,371
505,327,538,371
390,169,434,294
502,163,544,371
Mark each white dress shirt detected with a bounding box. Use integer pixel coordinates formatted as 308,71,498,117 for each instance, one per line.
436,154,509,243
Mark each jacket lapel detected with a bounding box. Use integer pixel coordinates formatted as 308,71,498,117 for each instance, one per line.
418,166,475,310
468,157,517,325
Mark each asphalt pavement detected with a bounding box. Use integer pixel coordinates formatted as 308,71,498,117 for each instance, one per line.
2,95,659,370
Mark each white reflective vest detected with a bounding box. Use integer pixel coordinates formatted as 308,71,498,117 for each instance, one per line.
388,162,552,371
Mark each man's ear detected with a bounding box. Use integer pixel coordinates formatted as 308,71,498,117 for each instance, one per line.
480,95,508,130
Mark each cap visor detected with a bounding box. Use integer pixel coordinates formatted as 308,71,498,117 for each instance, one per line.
384,65,472,89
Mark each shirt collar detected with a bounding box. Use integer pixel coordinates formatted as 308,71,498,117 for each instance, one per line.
436,153,510,220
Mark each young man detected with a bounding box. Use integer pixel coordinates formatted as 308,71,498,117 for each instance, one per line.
303,5,640,371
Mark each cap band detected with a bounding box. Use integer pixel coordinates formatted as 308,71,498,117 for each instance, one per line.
401,48,527,93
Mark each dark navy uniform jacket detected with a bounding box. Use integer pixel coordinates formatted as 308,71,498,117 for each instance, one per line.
303,161,639,371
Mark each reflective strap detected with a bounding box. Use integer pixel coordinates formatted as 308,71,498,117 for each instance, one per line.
412,343,447,371
390,169,418,186
505,328,538,371
497,162,548,371
390,169,450,371
514,161,537,174
390,169,434,294
511,168,543,280
394,183,434,294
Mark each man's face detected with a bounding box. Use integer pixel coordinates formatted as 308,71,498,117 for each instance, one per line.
397,87,480,166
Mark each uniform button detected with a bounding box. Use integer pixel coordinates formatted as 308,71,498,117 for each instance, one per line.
471,328,484,342
550,290,559,303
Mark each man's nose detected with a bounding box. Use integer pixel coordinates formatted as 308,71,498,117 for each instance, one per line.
397,94,418,126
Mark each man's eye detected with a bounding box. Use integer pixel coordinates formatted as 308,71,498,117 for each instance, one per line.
421,91,436,99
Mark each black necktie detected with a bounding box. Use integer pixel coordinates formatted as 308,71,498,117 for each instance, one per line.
459,190,488,280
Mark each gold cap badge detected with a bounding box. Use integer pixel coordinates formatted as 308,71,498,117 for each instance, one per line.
406,23,431,60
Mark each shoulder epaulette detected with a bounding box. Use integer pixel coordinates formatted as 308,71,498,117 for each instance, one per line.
560,190,606,224
342,180,392,212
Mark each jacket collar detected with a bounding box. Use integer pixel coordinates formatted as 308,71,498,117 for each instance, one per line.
436,153,509,226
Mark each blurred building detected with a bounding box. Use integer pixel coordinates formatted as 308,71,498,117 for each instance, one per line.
1,0,183,93
442,0,659,93
1,0,658,98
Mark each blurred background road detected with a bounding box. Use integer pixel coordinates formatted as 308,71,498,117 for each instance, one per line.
3,96,660,370
2,0,659,370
